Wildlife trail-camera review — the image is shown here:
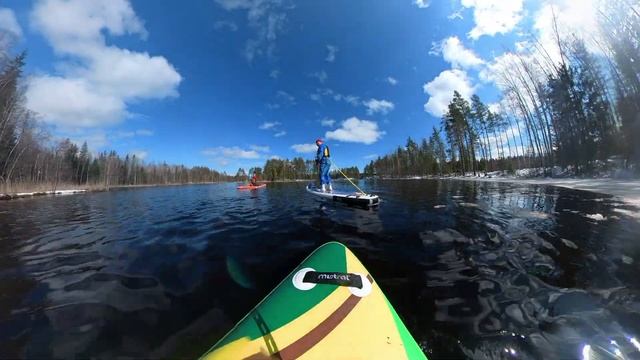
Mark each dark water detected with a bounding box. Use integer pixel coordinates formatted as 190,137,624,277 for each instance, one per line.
1,180,640,359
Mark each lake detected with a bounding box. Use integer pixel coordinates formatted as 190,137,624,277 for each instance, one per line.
1,180,639,359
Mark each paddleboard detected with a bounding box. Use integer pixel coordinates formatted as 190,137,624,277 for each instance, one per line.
237,184,267,190
202,242,426,359
306,184,380,207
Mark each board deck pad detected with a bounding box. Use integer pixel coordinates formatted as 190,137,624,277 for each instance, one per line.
202,242,426,359
306,184,380,207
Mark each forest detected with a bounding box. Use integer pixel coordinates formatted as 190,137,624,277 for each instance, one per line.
236,158,360,182
0,53,232,194
365,1,640,178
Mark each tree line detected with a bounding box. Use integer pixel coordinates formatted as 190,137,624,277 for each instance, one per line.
234,158,360,182
0,51,232,194
366,0,640,178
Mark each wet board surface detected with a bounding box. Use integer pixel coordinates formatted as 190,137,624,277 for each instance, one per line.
202,242,426,359
306,184,380,207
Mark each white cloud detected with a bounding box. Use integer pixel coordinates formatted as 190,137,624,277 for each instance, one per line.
414,0,430,9
214,0,288,62
269,69,280,79
423,69,474,117
436,36,484,69
26,0,181,128
386,76,398,86
448,8,464,20
364,154,378,159
274,130,286,137
202,146,260,159
250,144,270,152
131,150,148,160
136,129,154,136
310,88,360,106
291,143,317,153
487,102,501,113
0,8,23,38
276,90,295,105
309,71,328,84
461,0,524,39
320,118,335,127
325,117,385,145
26,76,126,127
269,155,281,159
533,0,602,61
214,20,238,31
363,99,395,115
259,121,281,130
326,44,338,62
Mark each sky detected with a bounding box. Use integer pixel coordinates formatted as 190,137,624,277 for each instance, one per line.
0,0,601,173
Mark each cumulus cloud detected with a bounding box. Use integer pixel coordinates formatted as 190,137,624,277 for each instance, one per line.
326,44,338,62
131,150,148,160
0,8,23,39
259,120,286,137
325,117,385,145
276,90,295,105
202,146,260,159
249,144,270,152
413,0,430,9
423,69,474,117
310,88,360,106
461,0,524,39
259,121,281,130
213,20,238,31
136,129,154,136
214,0,289,62
309,71,328,84
320,118,335,127
25,0,181,129
363,99,395,115
533,0,602,61
291,143,317,153
386,76,398,86
434,36,484,69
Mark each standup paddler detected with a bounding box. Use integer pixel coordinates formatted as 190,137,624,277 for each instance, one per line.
315,138,332,193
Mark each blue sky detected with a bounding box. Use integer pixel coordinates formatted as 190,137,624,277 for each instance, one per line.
0,0,597,173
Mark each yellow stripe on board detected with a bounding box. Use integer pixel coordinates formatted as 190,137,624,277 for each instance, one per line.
300,249,408,359
205,247,410,359
205,286,351,359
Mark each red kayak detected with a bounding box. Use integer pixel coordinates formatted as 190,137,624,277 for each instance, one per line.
237,184,266,190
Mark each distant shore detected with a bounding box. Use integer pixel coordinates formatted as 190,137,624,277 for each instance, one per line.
0,182,226,201
447,176,640,206
3,176,639,207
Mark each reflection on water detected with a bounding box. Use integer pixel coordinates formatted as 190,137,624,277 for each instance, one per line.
0,180,639,359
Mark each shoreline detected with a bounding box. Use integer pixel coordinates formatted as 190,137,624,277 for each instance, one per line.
0,181,227,201
444,176,640,206
3,177,639,207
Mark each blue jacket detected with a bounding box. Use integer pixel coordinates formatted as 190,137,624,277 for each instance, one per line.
316,143,330,163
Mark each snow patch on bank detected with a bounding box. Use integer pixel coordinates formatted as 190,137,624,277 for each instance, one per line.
0,189,87,200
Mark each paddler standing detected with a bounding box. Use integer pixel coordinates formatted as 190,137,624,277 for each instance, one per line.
315,138,332,193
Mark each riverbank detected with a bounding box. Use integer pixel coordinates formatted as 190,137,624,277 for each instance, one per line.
449,176,640,206
0,182,226,201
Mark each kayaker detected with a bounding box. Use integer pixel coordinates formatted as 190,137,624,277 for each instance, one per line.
249,171,258,186
315,138,332,192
